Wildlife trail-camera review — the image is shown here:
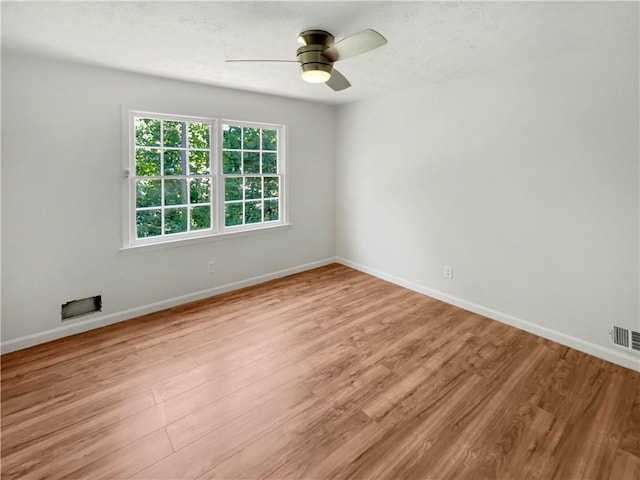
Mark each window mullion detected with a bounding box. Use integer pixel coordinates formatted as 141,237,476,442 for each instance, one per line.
181,121,189,235
160,120,166,236
214,120,223,234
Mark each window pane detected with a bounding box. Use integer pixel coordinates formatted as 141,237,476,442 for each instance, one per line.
264,199,279,221
165,179,187,205
135,118,160,146
243,152,260,173
225,203,243,226
136,149,161,176
191,205,211,230
225,177,242,201
264,177,279,198
243,127,260,150
163,121,184,148
262,129,277,150
188,122,210,149
223,125,241,149
136,209,162,237
245,177,262,200
136,179,161,208
245,201,262,224
262,152,277,174
223,151,241,174
189,151,209,175
190,178,211,204
164,150,184,175
165,207,188,234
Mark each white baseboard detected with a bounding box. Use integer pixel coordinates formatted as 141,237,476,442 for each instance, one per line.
0,257,336,354
5,256,638,372
336,257,640,372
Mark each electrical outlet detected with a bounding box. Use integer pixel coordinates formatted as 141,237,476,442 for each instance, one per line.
444,265,453,279
207,261,216,274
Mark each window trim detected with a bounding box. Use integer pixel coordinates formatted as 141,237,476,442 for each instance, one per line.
121,109,288,250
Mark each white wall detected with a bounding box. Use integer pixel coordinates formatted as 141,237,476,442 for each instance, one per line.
1,53,336,349
336,45,639,369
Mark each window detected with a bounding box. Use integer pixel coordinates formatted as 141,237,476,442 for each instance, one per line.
124,111,285,248
222,123,282,227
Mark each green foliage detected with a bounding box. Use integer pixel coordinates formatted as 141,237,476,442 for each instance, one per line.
262,129,277,151
223,125,276,152
225,203,243,226
136,180,161,208
223,125,241,149
136,149,161,176
243,128,260,150
189,151,209,175
264,200,279,221
164,150,184,175
191,205,211,230
163,121,184,147
137,210,162,237
135,118,160,146
245,177,262,200
245,201,262,223
188,122,209,149
190,178,210,204
223,176,279,226
225,178,242,201
165,179,186,205
165,208,187,234
223,151,241,174
243,152,260,173
262,152,277,173
264,177,279,198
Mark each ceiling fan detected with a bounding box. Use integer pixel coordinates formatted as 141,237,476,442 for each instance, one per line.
226,29,387,91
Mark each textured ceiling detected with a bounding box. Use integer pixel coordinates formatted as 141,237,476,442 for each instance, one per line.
1,1,637,105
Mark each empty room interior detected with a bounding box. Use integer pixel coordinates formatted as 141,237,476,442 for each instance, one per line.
1,1,639,479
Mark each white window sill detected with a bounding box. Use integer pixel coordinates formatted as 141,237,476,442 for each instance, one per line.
120,223,292,254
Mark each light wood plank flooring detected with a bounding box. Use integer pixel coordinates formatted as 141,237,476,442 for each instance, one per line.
1,264,639,479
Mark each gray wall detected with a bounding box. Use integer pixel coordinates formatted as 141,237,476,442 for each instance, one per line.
1,53,336,349
336,44,639,369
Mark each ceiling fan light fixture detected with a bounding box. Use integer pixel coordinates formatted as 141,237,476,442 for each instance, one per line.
300,63,332,83
301,69,331,83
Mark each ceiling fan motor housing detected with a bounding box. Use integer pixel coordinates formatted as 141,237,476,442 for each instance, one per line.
297,29,335,76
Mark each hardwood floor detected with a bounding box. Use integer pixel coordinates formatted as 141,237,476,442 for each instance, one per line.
1,263,639,480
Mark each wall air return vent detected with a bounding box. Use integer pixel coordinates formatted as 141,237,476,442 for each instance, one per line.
611,325,640,352
632,330,640,352
612,326,630,348
61,295,102,321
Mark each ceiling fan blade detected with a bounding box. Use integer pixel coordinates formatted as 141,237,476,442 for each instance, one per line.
225,59,297,63
326,68,351,91
323,29,387,62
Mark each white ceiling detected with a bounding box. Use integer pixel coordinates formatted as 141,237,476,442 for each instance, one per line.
1,1,637,105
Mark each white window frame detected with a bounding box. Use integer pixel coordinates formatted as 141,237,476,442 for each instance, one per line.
122,110,287,250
